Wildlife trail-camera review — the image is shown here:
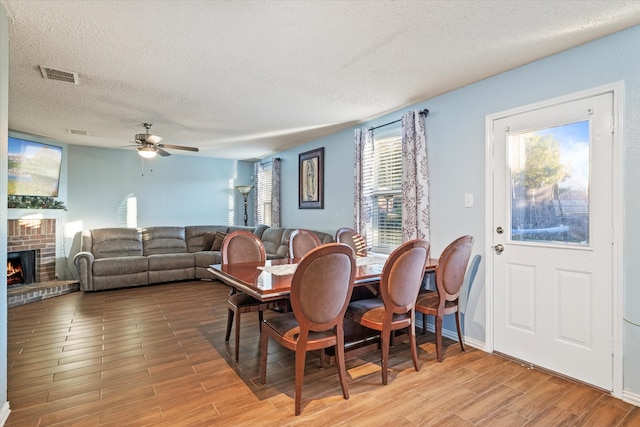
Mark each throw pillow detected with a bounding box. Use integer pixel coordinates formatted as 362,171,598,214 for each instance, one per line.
202,232,217,251
211,232,227,251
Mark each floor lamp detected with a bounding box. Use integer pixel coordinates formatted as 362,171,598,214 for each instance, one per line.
235,185,254,226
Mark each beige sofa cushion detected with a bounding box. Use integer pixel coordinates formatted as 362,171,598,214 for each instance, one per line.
93,256,148,276
261,227,286,259
143,227,187,255
148,253,195,271
91,228,143,259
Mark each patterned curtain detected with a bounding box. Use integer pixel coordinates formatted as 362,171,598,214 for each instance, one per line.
271,158,281,228
401,110,430,242
353,127,374,243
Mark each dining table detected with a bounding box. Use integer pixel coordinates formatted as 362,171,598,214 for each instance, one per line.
208,253,438,363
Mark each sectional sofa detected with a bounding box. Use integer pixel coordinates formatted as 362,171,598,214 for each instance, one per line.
73,225,334,291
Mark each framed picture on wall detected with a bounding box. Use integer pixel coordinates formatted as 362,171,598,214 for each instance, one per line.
299,147,324,209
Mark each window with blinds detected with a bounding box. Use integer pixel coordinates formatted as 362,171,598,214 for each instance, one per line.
363,129,403,253
256,163,272,226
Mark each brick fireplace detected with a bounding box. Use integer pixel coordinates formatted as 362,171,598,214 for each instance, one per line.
7,218,57,284
6,215,79,308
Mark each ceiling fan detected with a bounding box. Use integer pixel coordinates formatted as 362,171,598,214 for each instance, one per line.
132,123,199,158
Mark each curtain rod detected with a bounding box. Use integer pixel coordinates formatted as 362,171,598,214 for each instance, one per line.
369,108,429,131
259,157,281,166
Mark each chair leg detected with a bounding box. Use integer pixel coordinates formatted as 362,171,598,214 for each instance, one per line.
294,345,307,416
335,329,349,400
422,313,427,335
234,310,242,362
319,349,325,370
409,324,420,372
258,310,264,332
435,315,444,362
455,310,465,352
260,330,269,385
225,307,234,342
381,330,390,385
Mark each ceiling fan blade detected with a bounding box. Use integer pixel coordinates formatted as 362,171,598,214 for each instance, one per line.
158,143,199,152
132,124,195,158
146,134,162,144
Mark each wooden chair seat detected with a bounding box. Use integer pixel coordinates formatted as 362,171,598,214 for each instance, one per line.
227,292,277,316
346,299,411,329
415,291,460,317
264,312,342,344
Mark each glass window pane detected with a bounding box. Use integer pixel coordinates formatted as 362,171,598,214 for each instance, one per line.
361,124,403,253
508,121,590,246
372,192,402,252
257,163,272,226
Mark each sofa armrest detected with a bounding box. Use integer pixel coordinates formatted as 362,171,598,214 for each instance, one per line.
73,251,95,291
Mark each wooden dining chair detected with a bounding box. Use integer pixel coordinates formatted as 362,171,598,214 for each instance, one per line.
335,227,367,257
288,228,322,258
415,235,474,362
260,243,356,416
345,239,430,385
223,230,277,363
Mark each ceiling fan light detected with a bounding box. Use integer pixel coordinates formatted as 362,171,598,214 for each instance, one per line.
137,146,157,159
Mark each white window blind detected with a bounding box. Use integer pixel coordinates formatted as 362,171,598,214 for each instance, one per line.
256,163,272,226
363,130,403,253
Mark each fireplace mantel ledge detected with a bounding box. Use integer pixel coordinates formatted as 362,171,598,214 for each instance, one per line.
8,209,67,220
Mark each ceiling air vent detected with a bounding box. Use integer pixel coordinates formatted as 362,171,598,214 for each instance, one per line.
67,129,89,136
39,66,79,85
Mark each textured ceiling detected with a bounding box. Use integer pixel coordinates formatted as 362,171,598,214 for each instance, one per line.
3,0,640,160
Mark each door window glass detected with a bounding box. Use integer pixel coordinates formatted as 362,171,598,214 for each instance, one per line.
508,121,590,246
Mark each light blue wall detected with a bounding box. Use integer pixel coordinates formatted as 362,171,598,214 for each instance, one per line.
66,145,254,230
267,128,356,235
270,25,640,397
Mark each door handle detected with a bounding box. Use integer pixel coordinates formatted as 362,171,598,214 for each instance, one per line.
493,244,504,254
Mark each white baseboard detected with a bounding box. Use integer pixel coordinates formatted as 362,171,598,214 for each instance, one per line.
623,390,640,407
461,335,486,352
0,401,10,426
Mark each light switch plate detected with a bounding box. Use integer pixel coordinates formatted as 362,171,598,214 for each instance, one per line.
464,193,474,208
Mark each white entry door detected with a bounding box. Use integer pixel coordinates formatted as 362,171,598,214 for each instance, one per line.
492,91,614,390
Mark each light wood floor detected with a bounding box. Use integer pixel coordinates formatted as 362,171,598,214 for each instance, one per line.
6,280,640,426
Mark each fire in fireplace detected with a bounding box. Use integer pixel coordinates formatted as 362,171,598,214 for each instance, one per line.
7,250,36,287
